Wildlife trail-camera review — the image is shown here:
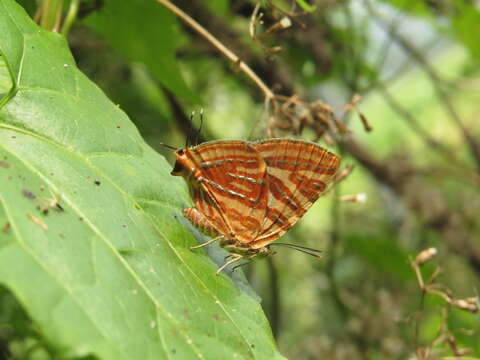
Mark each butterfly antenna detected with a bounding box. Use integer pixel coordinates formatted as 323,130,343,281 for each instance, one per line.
186,111,195,148
268,243,322,258
194,108,204,146
272,242,323,253
159,142,179,151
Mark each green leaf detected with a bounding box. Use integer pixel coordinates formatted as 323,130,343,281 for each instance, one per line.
0,1,283,359
294,0,316,13
82,0,197,103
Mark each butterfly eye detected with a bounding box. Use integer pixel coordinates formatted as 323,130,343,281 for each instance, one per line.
177,149,184,155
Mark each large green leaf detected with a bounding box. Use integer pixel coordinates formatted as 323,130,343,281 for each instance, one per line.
0,1,283,359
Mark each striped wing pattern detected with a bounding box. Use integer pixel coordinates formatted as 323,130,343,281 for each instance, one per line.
250,139,340,248
185,140,269,243
187,184,230,237
178,139,340,248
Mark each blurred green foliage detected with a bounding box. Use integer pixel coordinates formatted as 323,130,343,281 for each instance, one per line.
2,0,480,359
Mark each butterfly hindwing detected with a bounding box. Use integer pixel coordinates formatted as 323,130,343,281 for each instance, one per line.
251,139,341,248
187,184,230,237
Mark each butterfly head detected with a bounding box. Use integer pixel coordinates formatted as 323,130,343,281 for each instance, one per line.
170,148,192,177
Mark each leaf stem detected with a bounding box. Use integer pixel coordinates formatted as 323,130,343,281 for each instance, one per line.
39,0,63,32
61,0,80,37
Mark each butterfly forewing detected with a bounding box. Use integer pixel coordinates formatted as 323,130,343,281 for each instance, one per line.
187,140,269,243
251,139,340,248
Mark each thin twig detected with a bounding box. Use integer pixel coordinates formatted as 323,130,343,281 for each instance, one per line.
156,0,275,102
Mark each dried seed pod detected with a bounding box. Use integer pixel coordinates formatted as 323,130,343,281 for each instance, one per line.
451,297,479,313
340,193,367,203
415,247,438,266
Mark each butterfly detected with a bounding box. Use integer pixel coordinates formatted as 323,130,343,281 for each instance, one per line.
170,138,341,273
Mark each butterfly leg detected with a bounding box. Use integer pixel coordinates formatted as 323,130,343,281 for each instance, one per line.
231,253,258,272
190,235,223,250
232,260,252,272
216,253,243,275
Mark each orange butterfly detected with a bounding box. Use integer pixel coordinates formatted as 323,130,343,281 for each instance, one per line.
171,139,341,273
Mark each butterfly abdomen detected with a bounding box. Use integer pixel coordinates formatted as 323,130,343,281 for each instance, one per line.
183,207,220,237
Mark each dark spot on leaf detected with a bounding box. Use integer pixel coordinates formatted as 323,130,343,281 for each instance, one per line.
94,180,101,185
212,313,225,322
251,344,255,348
79,217,84,221
0,161,10,169
22,189,36,199
58,232,65,238
116,125,121,129
122,224,127,228
171,349,176,354
40,201,64,216
118,249,137,256
2,222,10,233
11,136,16,139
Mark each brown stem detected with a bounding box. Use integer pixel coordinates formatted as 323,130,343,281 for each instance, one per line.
155,0,275,102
